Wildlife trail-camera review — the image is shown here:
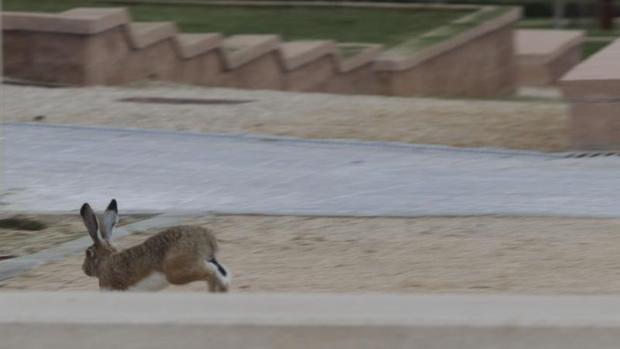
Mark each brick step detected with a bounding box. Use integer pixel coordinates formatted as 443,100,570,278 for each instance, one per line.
3,5,523,97
222,34,280,69
336,43,383,72
4,7,128,34
280,40,337,70
176,33,222,58
128,22,177,48
515,29,585,86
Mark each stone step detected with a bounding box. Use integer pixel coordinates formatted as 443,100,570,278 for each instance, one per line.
3,4,522,97
4,7,129,34
515,29,584,62
222,34,280,69
280,40,336,70
128,22,177,49
559,37,620,149
336,43,383,72
562,38,620,81
176,33,222,58
515,29,585,87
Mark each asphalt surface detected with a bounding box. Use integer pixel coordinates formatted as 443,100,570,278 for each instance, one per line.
3,123,619,217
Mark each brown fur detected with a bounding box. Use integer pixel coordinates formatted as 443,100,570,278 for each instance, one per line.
80,201,229,292
84,226,222,291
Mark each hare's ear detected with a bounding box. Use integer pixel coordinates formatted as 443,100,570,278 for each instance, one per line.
100,199,118,241
80,203,100,243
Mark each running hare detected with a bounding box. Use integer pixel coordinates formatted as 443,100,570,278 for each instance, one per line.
80,199,230,292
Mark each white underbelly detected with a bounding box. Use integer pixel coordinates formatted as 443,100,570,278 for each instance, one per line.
127,272,170,292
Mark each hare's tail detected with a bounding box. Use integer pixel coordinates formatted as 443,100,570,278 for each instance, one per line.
207,258,231,286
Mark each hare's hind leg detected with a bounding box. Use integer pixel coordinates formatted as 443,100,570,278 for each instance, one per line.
205,258,230,293
162,254,229,292
163,254,211,286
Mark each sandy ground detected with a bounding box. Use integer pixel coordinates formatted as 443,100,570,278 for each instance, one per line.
0,214,148,257
3,215,620,294
3,83,569,151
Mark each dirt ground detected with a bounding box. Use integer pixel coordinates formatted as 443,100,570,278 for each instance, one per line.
3,215,620,294
0,214,148,257
4,84,570,151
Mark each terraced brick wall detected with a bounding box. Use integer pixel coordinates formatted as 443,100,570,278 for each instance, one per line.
2,4,521,97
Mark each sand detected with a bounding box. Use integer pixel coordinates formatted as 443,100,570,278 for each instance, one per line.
0,214,148,257
3,215,620,295
3,84,569,151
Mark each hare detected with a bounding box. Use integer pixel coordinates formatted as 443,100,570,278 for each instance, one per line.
80,199,230,292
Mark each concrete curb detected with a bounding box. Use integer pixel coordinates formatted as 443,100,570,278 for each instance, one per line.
5,292,620,326
3,293,620,348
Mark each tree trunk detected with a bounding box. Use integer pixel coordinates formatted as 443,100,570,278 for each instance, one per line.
599,0,615,30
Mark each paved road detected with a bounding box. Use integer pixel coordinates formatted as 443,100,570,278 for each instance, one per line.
3,123,620,217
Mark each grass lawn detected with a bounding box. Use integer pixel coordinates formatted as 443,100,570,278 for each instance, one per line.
519,18,620,37
2,0,470,47
393,6,510,53
583,40,614,57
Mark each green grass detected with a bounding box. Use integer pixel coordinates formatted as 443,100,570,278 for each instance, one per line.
337,45,368,59
3,0,471,47
393,6,511,53
583,40,614,58
519,18,620,37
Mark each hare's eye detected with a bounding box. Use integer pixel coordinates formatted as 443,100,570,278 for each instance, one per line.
86,249,94,258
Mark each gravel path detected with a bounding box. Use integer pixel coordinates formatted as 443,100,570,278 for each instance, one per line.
2,83,568,151
3,123,620,217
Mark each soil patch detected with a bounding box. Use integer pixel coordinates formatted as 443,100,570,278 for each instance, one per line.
3,215,620,294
